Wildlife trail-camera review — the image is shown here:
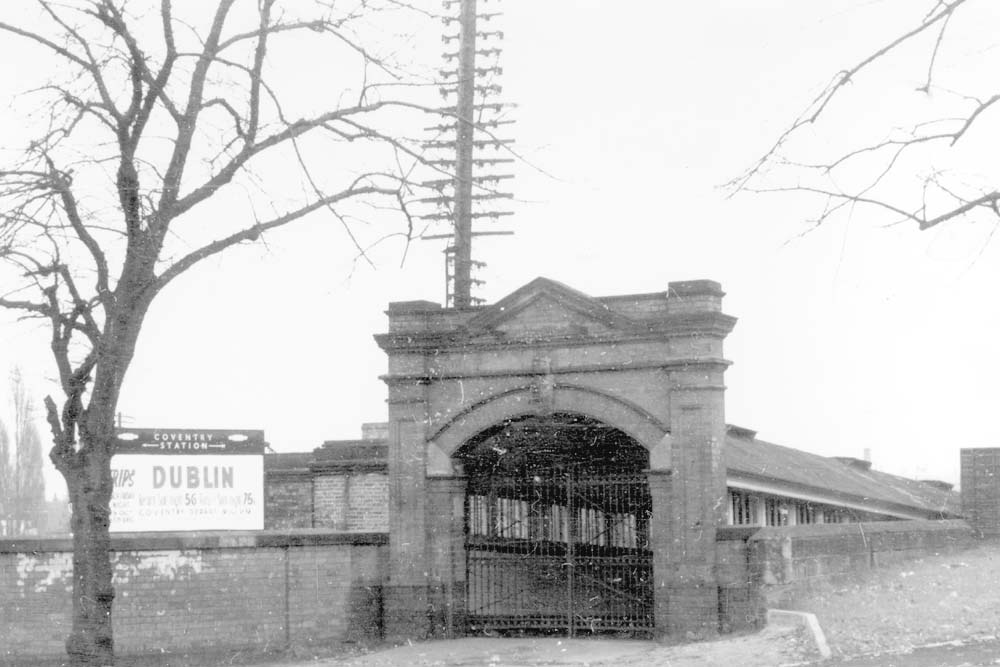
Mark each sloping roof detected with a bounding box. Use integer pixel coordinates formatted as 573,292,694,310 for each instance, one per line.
270,424,959,518
724,430,959,518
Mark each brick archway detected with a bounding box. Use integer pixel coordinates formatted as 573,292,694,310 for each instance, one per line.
376,277,736,641
428,384,669,462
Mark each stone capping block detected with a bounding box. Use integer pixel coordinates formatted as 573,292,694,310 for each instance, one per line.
265,468,314,481
0,529,388,554
310,461,388,474
313,440,388,457
747,519,973,543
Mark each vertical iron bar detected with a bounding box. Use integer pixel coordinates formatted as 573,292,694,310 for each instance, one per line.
465,485,473,630
499,479,506,623
566,470,575,637
625,475,632,627
609,477,617,625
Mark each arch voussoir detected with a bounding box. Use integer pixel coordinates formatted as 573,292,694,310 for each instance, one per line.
430,383,667,458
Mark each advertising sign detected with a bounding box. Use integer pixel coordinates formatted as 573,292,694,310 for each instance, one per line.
110,429,265,532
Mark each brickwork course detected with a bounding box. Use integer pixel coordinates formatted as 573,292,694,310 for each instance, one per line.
264,439,389,533
373,277,736,640
0,532,385,662
961,448,1000,537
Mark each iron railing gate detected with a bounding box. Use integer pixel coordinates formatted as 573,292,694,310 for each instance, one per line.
465,469,653,635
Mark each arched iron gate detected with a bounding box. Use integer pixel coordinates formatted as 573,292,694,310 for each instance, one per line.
464,467,653,635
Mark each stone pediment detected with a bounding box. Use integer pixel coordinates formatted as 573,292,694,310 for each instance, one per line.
464,277,634,339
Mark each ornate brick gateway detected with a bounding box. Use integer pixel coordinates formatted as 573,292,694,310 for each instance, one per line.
374,276,737,639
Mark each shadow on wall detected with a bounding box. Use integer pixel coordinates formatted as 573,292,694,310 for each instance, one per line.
346,582,384,643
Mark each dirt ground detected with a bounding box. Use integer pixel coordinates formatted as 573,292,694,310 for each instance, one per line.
774,540,1000,659
277,541,1000,667
272,627,817,667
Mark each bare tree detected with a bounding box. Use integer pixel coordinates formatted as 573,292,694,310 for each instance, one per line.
0,1,438,664
731,1,1000,234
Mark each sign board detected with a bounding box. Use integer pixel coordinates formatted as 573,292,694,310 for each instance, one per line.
110,429,266,532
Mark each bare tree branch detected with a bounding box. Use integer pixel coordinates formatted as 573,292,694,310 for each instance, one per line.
35,0,123,124
168,99,439,220
731,0,1000,236
155,179,406,291
156,0,237,216
730,0,966,192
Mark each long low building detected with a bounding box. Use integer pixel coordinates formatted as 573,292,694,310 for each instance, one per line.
723,425,958,525
264,422,960,533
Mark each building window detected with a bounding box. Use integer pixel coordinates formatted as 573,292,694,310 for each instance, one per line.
824,509,851,524
468,494,489,535
796,503,816,525
730,491,756,525
608,512,638,548
765,498,792,526
468,494,639,547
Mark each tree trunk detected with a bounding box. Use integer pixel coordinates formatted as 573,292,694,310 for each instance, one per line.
65,444,115,666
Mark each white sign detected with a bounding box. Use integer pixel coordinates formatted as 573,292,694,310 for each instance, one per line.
110,454,264,532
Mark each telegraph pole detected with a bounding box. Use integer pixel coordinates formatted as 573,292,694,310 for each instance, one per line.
452,0,477,308
421,0,514,308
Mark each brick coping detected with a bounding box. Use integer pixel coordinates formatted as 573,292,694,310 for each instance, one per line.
0,529,388,553
747,518,971,541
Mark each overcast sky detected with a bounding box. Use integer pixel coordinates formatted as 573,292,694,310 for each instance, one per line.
2,1,999,496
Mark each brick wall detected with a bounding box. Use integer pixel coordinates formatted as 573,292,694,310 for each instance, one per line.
712,521,973,630
314,475,348,528
961,448,1000,537
716,527,764,633
747,519,974,591
314,472,388,532
265,476,313,529
0,531,386,663
345,473,389,532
